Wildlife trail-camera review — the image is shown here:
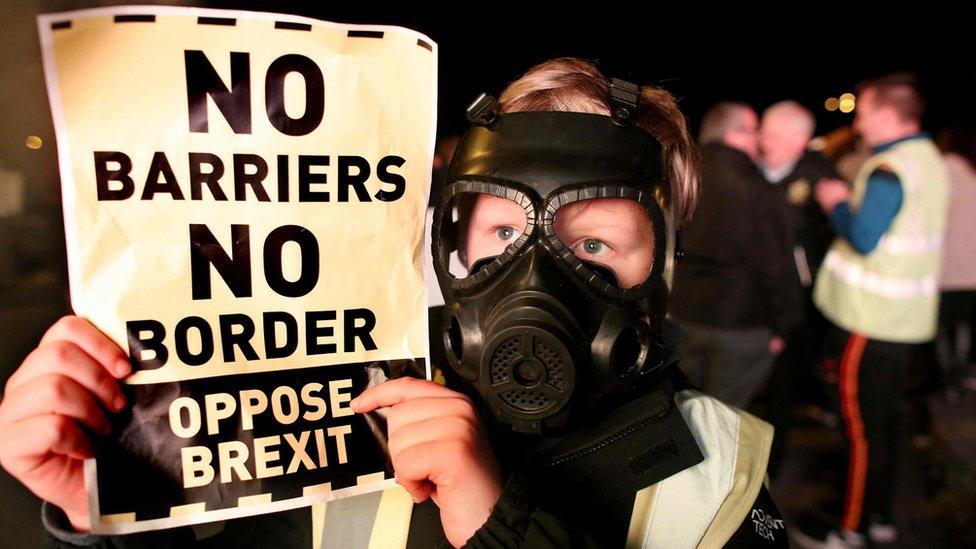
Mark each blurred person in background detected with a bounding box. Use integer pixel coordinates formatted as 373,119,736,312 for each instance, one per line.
760,100,839,284
672,102,802,408
803,73,949,548
758,100,841,476
936,126,976,392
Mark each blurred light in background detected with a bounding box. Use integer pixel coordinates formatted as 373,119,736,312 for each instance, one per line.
825,97,840,111
838,92,856,113
24,136,42,150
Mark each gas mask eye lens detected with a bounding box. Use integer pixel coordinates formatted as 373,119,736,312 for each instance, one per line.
552,197,655,289
437,190,532,282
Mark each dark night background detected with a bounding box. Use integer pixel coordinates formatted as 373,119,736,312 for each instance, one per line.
219,4,976,140
1,2,975,546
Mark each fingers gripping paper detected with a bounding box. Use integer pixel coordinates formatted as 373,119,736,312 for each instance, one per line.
38,6,435,534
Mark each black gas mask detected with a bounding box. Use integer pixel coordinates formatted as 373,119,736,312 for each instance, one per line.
432,80,679,434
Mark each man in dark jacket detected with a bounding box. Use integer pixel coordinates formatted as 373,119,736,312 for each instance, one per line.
760,101,840,282
758,101,841,475
672,102,802,408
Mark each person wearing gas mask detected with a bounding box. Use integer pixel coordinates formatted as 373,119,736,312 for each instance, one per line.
2,58,786,548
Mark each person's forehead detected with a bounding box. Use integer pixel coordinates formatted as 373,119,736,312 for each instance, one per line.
470,194,646,226
470,193,523,214
762,113,799,135
762,109,789,127
559,197,643,217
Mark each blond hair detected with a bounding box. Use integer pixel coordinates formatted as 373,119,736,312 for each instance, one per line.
496,57,700,222
764,100,816,139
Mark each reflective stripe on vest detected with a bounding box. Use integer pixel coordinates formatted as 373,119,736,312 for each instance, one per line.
822,249,938,299
876,232,943,255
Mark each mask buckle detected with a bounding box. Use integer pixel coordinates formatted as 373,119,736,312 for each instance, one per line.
608,77,641,126
466,92,498,127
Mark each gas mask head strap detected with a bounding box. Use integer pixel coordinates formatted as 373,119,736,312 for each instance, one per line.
464,76,643,129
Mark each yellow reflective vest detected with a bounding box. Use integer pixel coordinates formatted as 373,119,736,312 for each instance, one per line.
814,135,950,343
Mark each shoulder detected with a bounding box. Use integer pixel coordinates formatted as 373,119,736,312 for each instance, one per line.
675,389,773,442
673,390,773,493
635,391,774,547
877,138,943,177
674,389,740,426
677,391,777,544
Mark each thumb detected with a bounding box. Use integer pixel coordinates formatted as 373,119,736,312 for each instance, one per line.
396,476,435,504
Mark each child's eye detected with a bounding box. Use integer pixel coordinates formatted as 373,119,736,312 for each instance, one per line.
495,226,519,241
578,238,609,256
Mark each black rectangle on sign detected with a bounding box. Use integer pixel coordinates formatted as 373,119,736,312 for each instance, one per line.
197,17,236,26
348,30,384,39
113,15,156,23
94,358,425,521
274,21,312,31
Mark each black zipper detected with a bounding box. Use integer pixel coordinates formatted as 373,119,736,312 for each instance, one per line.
535,396,672,470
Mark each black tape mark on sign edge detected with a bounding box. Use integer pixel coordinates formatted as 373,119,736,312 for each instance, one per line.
50,16,432,52
96,469,395,523
197,17,236,26
347,30,384,39
275,21,312,31
113,15,156,23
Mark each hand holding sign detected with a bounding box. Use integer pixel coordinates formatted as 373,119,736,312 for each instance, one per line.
352,378,503,548
0,316,130,532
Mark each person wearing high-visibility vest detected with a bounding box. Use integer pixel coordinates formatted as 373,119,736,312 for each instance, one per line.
799,73,950,548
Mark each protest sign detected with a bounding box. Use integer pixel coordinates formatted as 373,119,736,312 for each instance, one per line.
38,5,435,534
